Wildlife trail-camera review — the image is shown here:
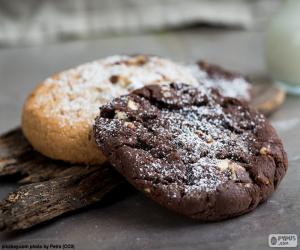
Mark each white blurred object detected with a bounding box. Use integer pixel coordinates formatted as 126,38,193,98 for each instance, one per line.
0,0,280,47
265,0,300,95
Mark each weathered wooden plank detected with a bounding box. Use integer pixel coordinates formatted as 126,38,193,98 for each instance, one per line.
0,128,126,231
0,165,124,231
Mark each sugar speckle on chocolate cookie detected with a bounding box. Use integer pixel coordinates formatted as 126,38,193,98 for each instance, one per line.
94,83,287,221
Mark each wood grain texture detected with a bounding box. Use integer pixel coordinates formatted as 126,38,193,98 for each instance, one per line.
0,128,125,232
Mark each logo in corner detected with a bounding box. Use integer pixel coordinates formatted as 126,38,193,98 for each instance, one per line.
268,234,297,248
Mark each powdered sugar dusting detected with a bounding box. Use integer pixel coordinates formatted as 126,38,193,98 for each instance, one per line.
32,56,252,129
147,94,251,193
96,83,262,195
187,63,251,101
34,55,199,126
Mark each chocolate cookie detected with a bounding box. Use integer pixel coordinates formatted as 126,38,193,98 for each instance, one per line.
94,83,287,221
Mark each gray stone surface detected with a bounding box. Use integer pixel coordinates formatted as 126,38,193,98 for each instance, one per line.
0,29,299,250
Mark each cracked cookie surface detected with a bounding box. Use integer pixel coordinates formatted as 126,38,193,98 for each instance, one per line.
94,83,287,220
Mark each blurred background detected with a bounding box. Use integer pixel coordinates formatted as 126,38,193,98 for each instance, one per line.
0,0,282,48
0,0,289,132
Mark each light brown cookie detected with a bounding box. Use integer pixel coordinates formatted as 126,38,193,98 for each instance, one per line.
22,55,199,164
